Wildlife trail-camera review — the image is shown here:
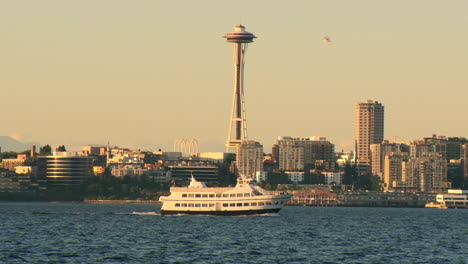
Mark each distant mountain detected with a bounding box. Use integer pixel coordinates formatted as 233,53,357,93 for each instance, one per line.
0,136,41,152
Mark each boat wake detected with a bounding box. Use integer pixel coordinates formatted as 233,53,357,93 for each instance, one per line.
114,212,160,216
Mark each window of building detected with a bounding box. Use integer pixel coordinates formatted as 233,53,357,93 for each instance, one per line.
188,194,194,198
230,203,235,207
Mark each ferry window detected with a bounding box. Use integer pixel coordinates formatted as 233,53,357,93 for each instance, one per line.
202,194,208,198
251,202,257,206
244,203,249,206
175,203,181,207
188,194,194,198
237,203,242,207
230,194,236,198
195,194,201,198
182,194,187,198
258,202,265,206
237,194,243,197
188,204,194,207
244,193,250,197
223,194,229,197
230,203,235,207
209,194,215,198
216,194,221,198
202,204,208,207
274,201,279,205
209,204,214,207
239,180,243,184
182,203,187,207
266,202,272,205
223,203,229,207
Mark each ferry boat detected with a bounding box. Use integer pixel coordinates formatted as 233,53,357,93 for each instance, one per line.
159,176,292,216
425,189,467,209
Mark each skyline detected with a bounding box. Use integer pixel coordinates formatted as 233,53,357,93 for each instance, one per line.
1,1,468,152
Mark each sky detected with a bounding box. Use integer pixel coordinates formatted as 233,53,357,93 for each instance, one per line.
1,1,467,152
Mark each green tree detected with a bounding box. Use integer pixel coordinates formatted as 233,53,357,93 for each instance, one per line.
56,145,66,152
39,145,52,155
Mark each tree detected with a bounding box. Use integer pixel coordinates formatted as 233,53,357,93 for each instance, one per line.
56,145,66,152
39,145,52,155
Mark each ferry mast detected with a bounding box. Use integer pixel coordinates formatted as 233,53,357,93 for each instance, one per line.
223,25,256,152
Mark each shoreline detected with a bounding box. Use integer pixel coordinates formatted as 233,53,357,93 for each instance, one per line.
84,199,161,204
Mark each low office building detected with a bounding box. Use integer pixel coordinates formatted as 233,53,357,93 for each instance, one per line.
37,152,92,186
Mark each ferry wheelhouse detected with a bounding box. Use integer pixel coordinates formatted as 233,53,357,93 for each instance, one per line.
159,176,292,216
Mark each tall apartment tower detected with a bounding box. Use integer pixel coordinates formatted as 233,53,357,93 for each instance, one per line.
355,100,384,170
224,25,256,152
236,140,263,178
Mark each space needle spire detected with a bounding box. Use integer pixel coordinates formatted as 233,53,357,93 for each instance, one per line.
224,25,256,152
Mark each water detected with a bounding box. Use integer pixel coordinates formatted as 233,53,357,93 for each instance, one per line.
0,203,466,264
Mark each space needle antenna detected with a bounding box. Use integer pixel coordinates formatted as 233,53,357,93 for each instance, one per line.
223,25,256,152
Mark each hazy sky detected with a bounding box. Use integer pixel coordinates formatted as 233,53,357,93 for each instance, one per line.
1,1,467,152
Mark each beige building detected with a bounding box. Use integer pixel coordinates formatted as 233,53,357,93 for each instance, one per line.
356,100,384,169
371,141,401,178
236,140,264,178
384,152,451,193
276,140,304,171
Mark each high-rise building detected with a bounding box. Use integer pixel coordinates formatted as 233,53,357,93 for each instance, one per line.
224,25,256,152
370,141,402,177
273,136,335,171
384,152,451,193
236,140,263,178
355,100,384,170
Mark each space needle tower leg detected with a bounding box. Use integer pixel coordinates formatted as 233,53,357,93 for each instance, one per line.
224,25,256,152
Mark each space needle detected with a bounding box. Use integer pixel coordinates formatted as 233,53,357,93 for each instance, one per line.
224,25,256,152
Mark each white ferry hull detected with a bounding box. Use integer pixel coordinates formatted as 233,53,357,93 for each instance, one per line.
160,208,281,216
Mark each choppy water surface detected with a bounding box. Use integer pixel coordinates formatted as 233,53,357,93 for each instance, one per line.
0,203,466,263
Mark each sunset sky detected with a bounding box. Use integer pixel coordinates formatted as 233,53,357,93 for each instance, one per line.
1,1,467,152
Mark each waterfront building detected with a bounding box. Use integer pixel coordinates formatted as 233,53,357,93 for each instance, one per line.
224,25,256,152
289,189,338,206
236,140,263,178
37,152,92,186
355,100,384,170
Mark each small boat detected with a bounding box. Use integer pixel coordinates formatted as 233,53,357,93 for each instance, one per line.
159,176,292,216
425,202,448,209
